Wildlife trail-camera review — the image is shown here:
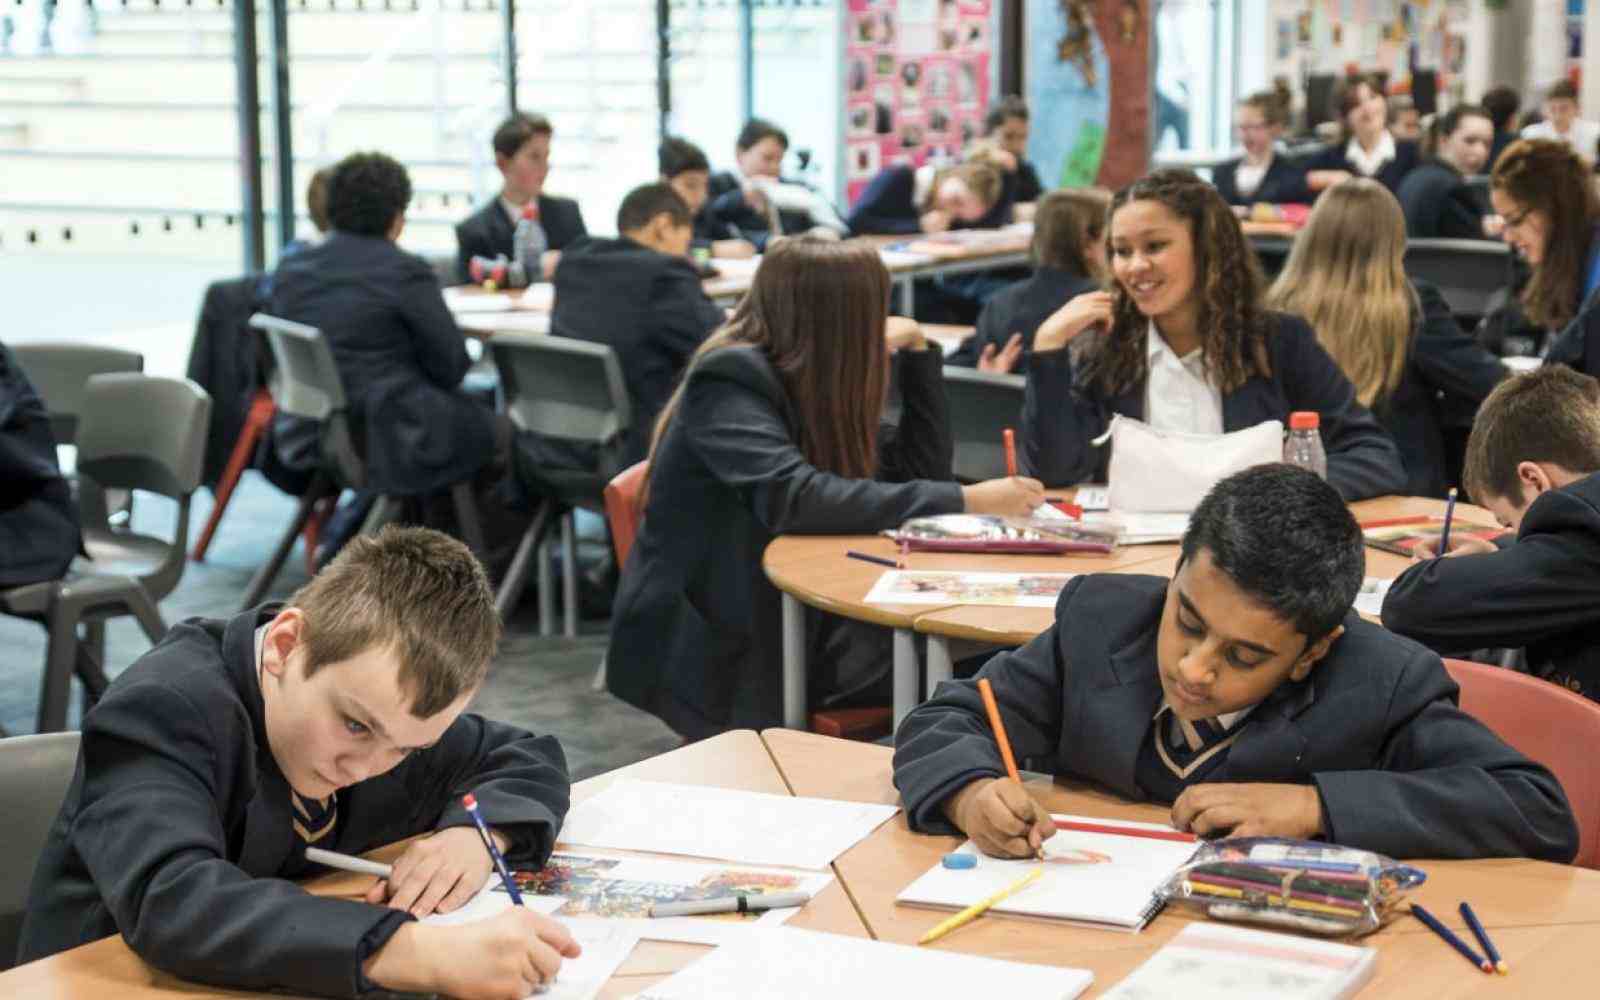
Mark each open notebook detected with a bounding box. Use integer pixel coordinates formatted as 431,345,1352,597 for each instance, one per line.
897,814,1200,932
1101,922,1378,999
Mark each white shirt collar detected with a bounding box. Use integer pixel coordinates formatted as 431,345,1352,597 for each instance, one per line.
1157,702,1257,748
1144,322,1224,436
1344,131,1397,177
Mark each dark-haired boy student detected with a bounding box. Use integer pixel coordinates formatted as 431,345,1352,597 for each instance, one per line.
702,118,842,249
455,112,588,283
983,96,1046,205
1384,367,1600,701
895,464,1578,862
18,526,580,999
547,182,726,467
659,136,758,260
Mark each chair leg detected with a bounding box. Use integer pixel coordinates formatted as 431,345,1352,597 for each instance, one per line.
191,392,274,562
37,589,80,734
592,653,607,692
74,642,110,716
450,481,489,562
561,510,578,638
360,495,399,536
124,585,169,646
240,475,329,611
537,537,555,637
493,501,552,621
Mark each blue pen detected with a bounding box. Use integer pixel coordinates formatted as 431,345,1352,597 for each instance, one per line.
1459,901,1508,974
462,793,523,906
1437,487,1459,556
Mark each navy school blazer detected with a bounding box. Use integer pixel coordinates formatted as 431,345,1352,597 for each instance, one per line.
17,606,570,996
948,266,1100,375
894,573,1579,862
1211,155,1313,206
1396,159,1491,241
453,193,588,284
1021,311,1407,500
1303,137,1422,194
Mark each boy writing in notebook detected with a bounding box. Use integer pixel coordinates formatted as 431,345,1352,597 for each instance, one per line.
1383,366,1600,701
894,464,1578,862
18,526,579,999
659,136,757,260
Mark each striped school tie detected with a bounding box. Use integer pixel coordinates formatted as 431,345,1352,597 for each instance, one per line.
291,790,338,844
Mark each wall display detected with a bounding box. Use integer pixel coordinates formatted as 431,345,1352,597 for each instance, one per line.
1268,0,1473,110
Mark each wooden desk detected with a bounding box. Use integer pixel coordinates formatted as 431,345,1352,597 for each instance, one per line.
0,731,869,1000
761,728,1600,998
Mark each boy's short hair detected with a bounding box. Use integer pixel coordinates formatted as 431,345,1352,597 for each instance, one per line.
1463,366,1600,502
983,95,1029,133
305,167,333,234
617,182,691,233
659,137,710,179
1481,85,1521,132
326,151,411,238
1546,79,1579,103
492,112,554,160
1180,464,1364,638
288,525,500,717
736,118,789,153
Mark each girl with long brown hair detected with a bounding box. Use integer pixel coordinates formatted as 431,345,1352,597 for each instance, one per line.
1020,168,1405,499
1490,138,1600,338
608,239,1043,739
1266,179,1506,496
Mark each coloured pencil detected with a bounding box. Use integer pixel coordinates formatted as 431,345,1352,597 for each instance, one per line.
1184,872,1366,912
1003,428,1018,477
1412,903,1493,973
1185,880,1365,919
1437,487,1459,554
976,677,1040,860
917,866,1043,945
846,549,901,569
1460,902,1508,974
1052,818,1196,844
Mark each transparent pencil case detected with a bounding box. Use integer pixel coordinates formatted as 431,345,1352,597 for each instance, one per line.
882,514,1120,554
1156,837,1427,937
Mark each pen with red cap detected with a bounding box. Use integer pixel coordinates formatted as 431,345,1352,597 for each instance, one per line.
462,792,523,906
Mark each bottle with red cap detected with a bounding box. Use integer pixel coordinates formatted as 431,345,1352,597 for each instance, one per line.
1283,411,1327,480
510,202,547,288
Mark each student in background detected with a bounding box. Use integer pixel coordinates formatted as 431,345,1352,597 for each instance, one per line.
1021,168,1405,499
1305,74,1420,195
1266,179,1507,497
0,340,80,588
547,182,726,467
1490,139,1600,347
454,112,588,283
19,526,580,998
846,155,1010,235
701,118,841,249
894,463,1578,862
658,137,757,260
1210,90,1312,207
255,167,334,302
1397,104,1496,240
1520,80,1600,163
1383,367,1600,702
607,240,1045,740
949,188,1109,375
1388,94,1423,143
1481,85,1523,169
982,95,1045,204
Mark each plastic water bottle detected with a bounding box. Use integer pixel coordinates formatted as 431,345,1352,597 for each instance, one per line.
1283,411,1327,479
511,203,548,287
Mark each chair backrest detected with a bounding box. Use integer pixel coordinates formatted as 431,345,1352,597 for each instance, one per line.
941,367,1026,483
425,253,459,288
248,313,346,421
1403,239,1514,324
8,343,144,445
603,460,650,567
0,732,81,970
1249,235,1294,280
490,334,631,447
76,374,212,499
1442,658,1600,869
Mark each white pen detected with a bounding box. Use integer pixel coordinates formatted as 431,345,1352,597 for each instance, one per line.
305,846,393,880
650,892,812,918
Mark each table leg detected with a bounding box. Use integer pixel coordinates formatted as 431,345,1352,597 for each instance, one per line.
897,275,915,315
893,627,919,728
925,634,953,700
782,593,807,730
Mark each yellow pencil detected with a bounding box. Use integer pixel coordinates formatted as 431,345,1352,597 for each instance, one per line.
918,865,1044,946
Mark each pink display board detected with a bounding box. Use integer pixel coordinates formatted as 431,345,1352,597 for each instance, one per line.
844,0,994,206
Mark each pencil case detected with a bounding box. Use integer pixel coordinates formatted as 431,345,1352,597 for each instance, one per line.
1156,837,1426,937
883,514,1120,555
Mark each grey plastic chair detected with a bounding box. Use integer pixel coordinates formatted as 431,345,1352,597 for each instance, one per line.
1404,238,1514,329
0,374,212,732
490,334,632,636
0,731,80,969
238,315,487,609
941,367,1027,483
8,342,144,445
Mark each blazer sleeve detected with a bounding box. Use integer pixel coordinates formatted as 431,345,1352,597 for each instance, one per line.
1381,490,1600,651
1545,295,1600,377
680,364,964,535
68,681,412,998
1021,347,1111,485
949,295,1009,368
1409,283,1508,403
396,258,473,390
846,167,922,236
1211,161,1241,205
1436,186,1488,241
1275,316,1408,500
1310,647,1579,861
549,198,588,249
1015,161,1045,203
878,345,955,483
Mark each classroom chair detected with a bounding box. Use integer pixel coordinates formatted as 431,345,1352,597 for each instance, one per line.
8,342,144,447
490,334,631,636
1403,239,1514,331
941,367,1026,482
237,315,488,610
1443,658,1600,869
0,374,211,733
0,731,80,969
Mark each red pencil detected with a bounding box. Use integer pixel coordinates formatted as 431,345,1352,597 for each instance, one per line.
1053,818,1198,844
1003,428,1017,477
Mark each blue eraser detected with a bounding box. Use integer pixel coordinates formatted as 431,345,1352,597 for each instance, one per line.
941,852,977,869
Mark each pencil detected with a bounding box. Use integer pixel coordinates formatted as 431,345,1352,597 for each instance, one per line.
846,549,900,569
1003,428,1018,477
1459,902,1508,975
1412,903,1493,973
977,677,1042,860
1437,487,1459,555
918,865,1043,945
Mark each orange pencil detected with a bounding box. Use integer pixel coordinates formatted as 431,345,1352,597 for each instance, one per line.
1003,428,1018,477
977,678,1021,782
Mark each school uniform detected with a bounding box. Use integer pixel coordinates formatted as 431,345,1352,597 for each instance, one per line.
1304,133,1421,194
17,605,570,994
0,341,80,587
1021,311,1407,500
947,266,1100,375
453,193,588,284
1546,292,1600,377
1396,159,1490,240
548,235,726,467
1211,155,1312,206
1371,282,1507,497
607,344,963,740
700,171,816,251
1488,129,1517,172
845,164,1014,236
895,573,1579,861
1383,471,1600,702
1008,159,1045,204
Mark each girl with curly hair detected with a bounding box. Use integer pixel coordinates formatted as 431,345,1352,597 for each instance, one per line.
1020,168,1406,499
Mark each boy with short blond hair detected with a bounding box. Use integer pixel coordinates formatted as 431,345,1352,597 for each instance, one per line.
19,526,578,999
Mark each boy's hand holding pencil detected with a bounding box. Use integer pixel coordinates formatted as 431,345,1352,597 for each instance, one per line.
944,777,1057,858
